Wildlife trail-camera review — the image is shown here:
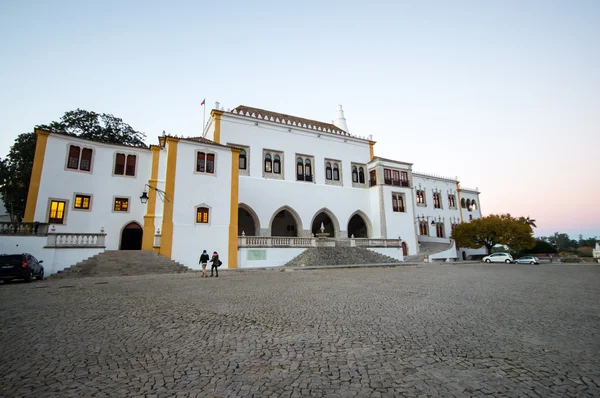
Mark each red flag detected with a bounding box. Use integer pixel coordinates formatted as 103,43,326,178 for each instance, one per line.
200,99,205,106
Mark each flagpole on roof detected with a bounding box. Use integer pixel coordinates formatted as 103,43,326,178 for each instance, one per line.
201,98,206,135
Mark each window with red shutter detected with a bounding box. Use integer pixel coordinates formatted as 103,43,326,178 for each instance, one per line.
126,155,136,176
68,146,80,169
80,148,92,171
114,153,125,175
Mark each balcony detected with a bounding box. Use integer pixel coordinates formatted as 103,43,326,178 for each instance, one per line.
238,236,401,248
0,222,49,236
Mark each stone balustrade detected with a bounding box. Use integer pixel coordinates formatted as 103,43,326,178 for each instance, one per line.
0,222,49,236
238,236,401,248
45,233,107,248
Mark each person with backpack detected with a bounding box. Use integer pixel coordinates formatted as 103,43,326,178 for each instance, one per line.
210,251,221,277
199,250,210,278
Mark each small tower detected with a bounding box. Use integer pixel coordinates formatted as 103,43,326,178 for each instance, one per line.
333,105,349,133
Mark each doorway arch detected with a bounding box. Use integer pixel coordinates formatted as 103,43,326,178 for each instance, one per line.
310,208,340,238
347,211,371,238
269,206,303,237
120,221,143,250
238,203,260,236
401,242,408,256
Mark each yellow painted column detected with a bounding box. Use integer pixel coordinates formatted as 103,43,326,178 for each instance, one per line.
142,146,161,250
160,138,179,258
369,140,376,160
457,182,464,222
24,129,50,222
211,110,224,143
228,148,241,268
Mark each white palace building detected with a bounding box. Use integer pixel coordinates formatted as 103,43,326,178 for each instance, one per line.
1,103,484,274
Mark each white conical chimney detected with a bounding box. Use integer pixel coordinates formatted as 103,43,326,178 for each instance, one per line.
333,104,349,132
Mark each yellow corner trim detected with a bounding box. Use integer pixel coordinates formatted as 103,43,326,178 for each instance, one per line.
228,147,241,268
23,129,51,222
160,138,179,258
369,141,375,160
211,110,223,144
142,146,161,250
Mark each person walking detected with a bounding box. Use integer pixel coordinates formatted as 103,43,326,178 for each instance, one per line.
210,251,220,277
199,250,209,278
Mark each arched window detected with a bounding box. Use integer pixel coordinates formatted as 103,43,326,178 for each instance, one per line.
352,166,358,183
114,153,125,174
296,157,304,181
333,163,339,181
239,149,247,170
466,199,472,210
125,154,136,176
359,167,365,184
264,153,272,173
471,200,477,210
326,162,332,180
273,155,281,174
461,198,466,208
305,158,312,182
196,207,209,223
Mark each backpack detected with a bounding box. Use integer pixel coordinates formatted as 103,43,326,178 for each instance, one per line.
218,260,222,267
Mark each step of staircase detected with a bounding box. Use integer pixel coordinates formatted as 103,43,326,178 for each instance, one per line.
284,247,402,267
50,250,191,279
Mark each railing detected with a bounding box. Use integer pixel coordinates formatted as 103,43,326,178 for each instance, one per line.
238,236,402,248
0,222,49,236
45,233,107,248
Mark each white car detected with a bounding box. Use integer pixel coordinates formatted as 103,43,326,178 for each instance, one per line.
482,253,513,263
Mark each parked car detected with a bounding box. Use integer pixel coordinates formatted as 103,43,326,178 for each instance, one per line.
482,253,514,263
0,253,44,283
514,256,540,264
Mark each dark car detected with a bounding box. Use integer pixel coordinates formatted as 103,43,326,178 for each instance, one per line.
0,253,44,283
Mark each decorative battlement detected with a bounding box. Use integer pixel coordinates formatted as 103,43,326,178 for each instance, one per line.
413,171,458,182
460,186,480,193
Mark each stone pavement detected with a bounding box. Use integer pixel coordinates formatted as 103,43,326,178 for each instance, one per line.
0,263,599,397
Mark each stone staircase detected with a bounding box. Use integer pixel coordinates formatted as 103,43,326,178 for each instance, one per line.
284,247,402,267
50,250,191,279
404,241,453,262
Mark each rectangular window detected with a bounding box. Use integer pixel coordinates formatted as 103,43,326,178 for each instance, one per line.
392,170,400,186
49,200,66,224
384,168,392,185
206,154,215,173
196,207,209,223
114,153,125,175
197,152,206,172
392,193,406,212
114,198,129,212
125,155,136,176
80,148,93,171
74,195,90,210
68,146,80,169
401,171,409,187
369,169,377,186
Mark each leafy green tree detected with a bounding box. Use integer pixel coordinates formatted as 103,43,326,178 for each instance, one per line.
524,239,558,254
452,214,536,253
1,109,146,221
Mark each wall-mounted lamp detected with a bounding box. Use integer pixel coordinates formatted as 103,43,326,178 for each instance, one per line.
158,130,167,149
317,134,321,138
140,184,170,204
254,122,259,126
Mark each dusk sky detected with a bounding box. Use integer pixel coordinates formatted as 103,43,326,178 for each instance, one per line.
1,0,598,238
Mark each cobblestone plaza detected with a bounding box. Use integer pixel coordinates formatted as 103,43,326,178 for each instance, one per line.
1,263,599,397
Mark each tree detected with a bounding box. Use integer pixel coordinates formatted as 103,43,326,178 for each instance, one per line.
1,109,146,221
524,239,558,254
519,216,537,228
452,214,536,253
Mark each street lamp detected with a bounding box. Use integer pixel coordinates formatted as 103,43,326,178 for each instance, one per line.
140,184,169,204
